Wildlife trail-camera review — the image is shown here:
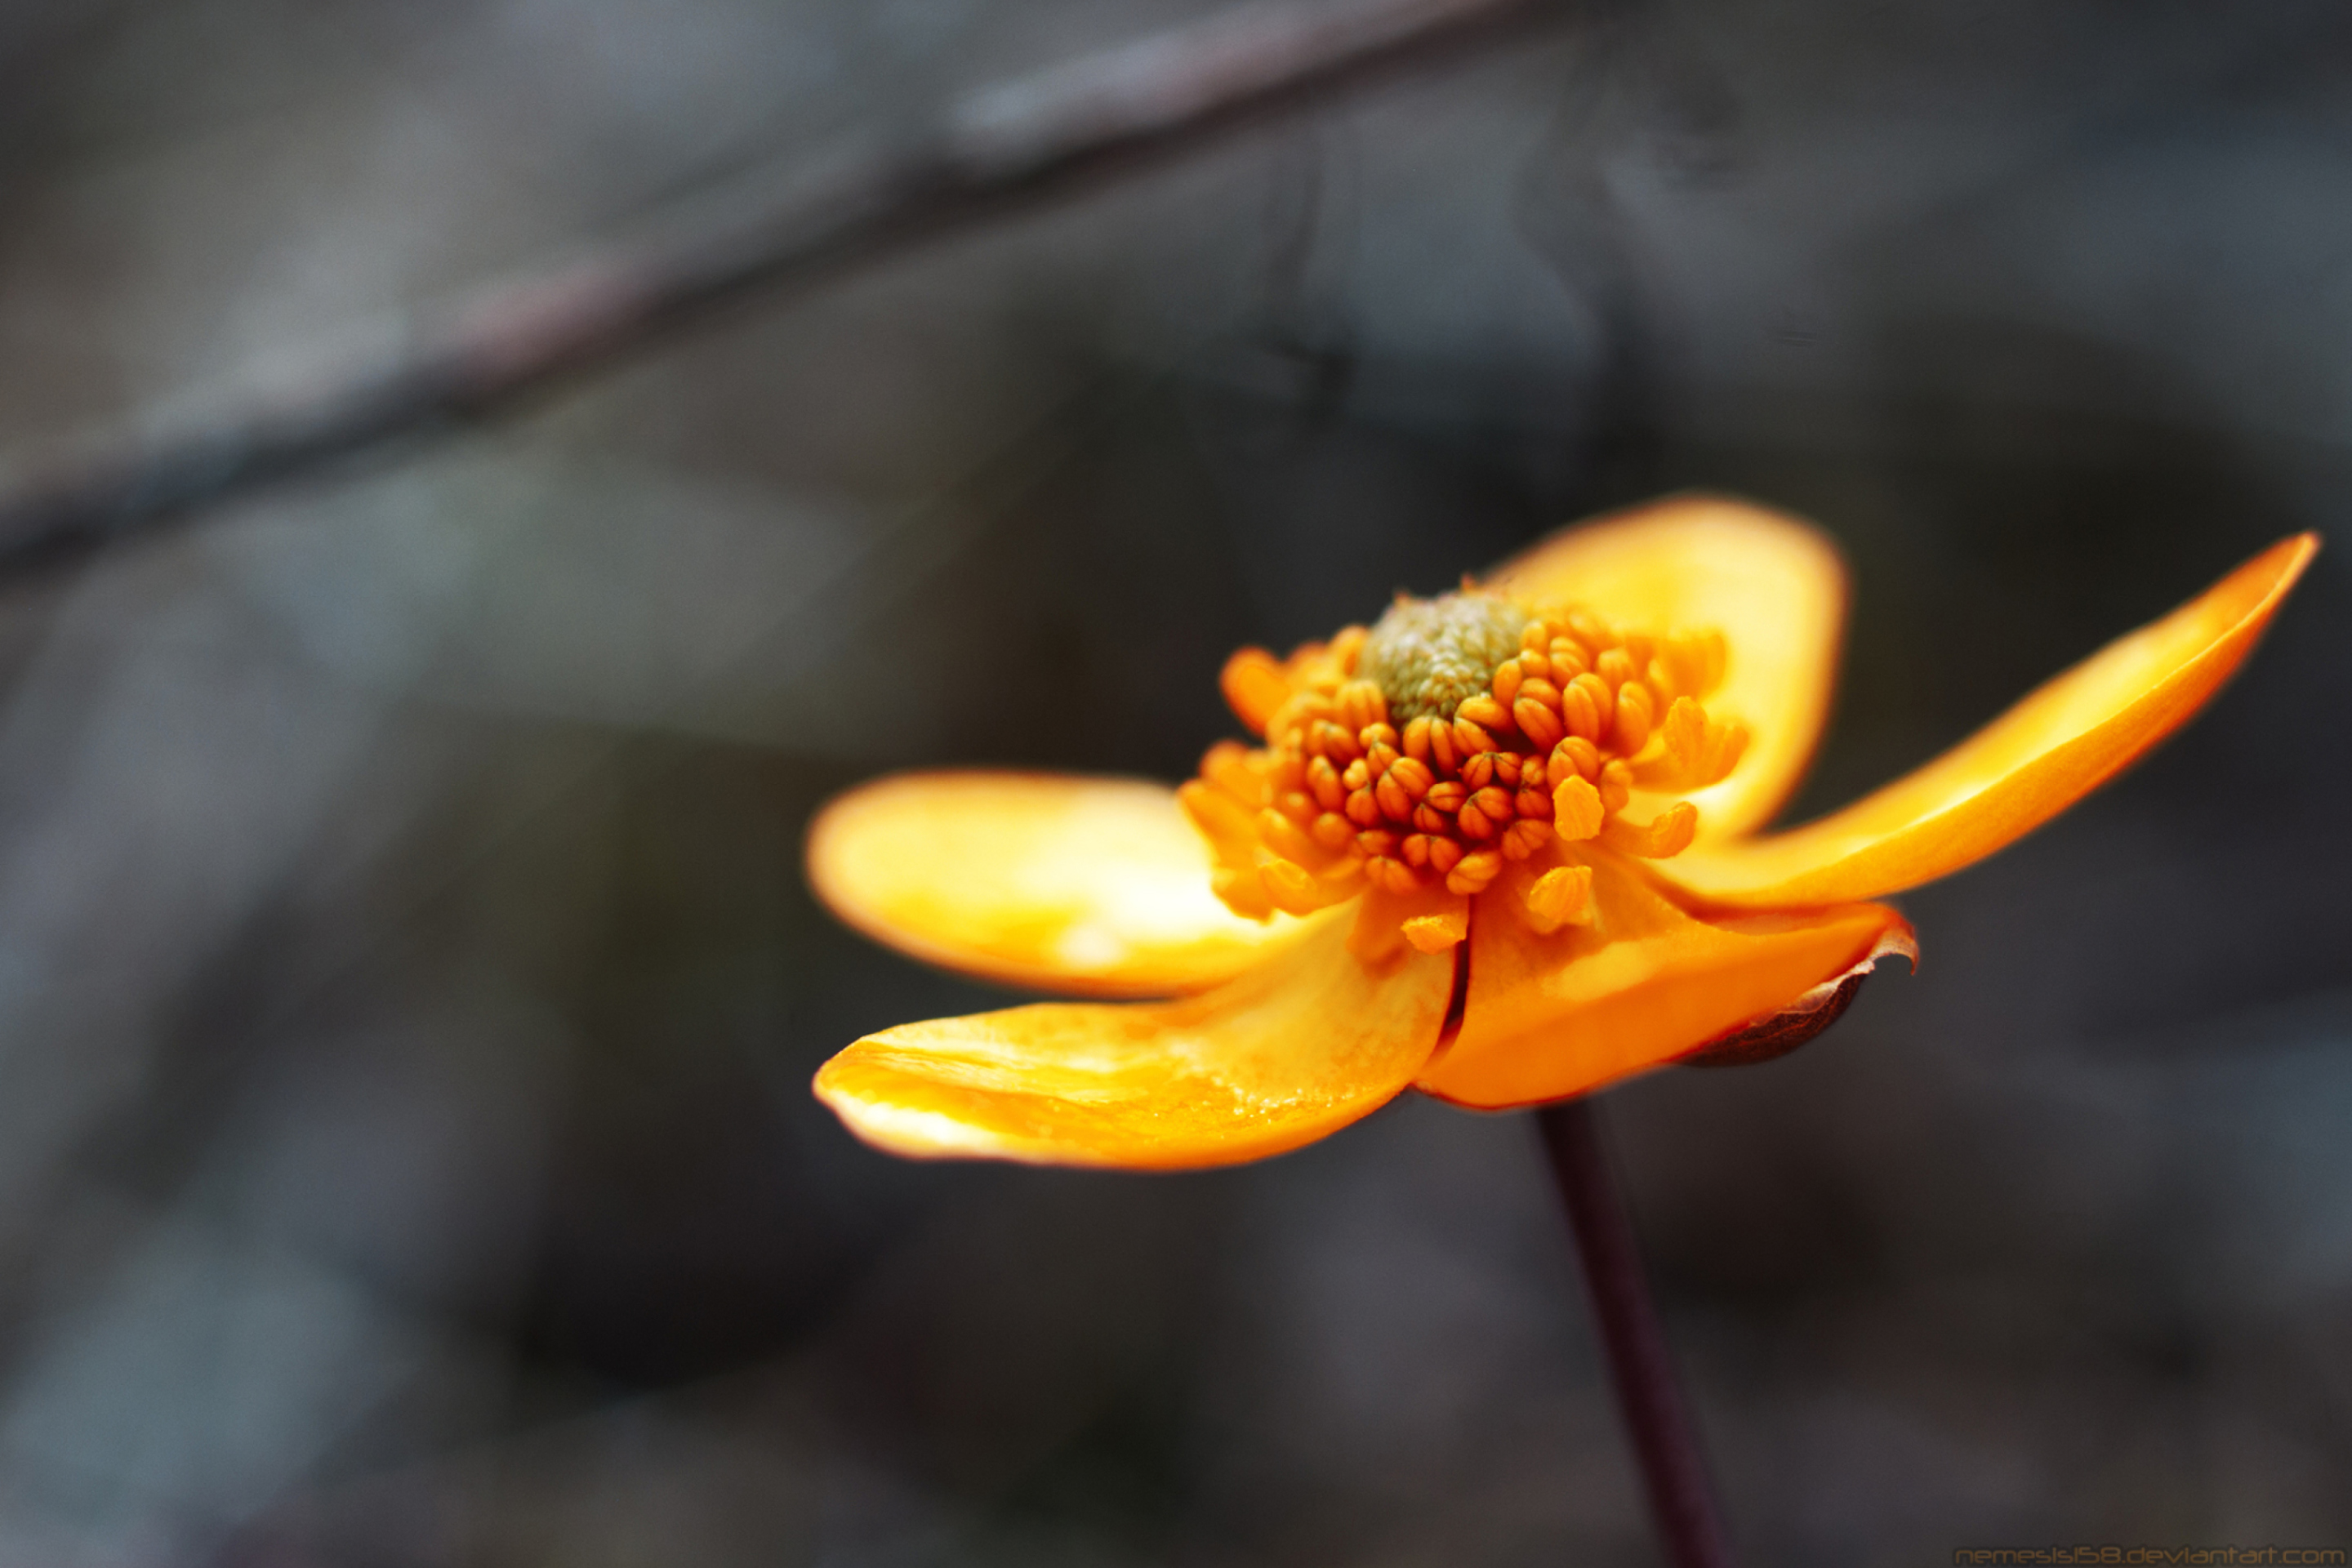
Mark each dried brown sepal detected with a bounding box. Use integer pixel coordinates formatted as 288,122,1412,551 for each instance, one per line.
1677,929,1918,1069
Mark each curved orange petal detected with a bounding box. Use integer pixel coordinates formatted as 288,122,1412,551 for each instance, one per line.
1414,847,1913,1110
1655,533,2319,910
813,899,1457,1169
807,771,1312,997
1483,493,1848,842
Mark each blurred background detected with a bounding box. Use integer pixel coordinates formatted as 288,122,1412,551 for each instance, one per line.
0,0,2346,1562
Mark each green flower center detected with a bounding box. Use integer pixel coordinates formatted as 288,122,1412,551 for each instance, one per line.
1357,591,1529,723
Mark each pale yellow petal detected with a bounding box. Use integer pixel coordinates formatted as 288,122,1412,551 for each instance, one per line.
807,771,1308,996
813,907,1455,1169
1414,848,1912,1109
1656,534,2319,908
1484,494,1847,842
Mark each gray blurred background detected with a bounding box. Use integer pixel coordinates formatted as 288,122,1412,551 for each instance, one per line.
0,0,2347,1563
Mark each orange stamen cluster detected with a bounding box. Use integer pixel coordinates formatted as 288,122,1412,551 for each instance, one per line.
1181,593,1748,940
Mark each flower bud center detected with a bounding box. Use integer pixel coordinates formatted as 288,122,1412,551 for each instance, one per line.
1357,592,1528,724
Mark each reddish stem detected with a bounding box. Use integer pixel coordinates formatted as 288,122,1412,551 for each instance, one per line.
1537,1097,1737,1568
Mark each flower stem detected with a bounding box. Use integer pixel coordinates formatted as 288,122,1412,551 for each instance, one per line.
1536,1098,1738,1568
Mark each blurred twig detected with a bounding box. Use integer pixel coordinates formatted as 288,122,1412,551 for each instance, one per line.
0,0,1572,576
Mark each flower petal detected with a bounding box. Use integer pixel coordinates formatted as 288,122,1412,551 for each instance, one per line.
807,771,1312,996
1655,534,2319,909
812,903,1457,1169
1484,494,1847,841
1414,847,1912,1109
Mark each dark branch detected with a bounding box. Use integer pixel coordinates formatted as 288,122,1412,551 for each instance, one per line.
0,0,1572,576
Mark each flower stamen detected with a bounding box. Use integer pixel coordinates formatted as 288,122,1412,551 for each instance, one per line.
1189,591,1740,946
1521,864,1596,933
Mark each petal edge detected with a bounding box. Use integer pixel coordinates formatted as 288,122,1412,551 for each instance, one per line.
814,910,1456,1169
1657,534,2319,908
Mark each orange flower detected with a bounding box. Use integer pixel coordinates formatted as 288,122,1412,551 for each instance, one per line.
806,497,2315,1169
